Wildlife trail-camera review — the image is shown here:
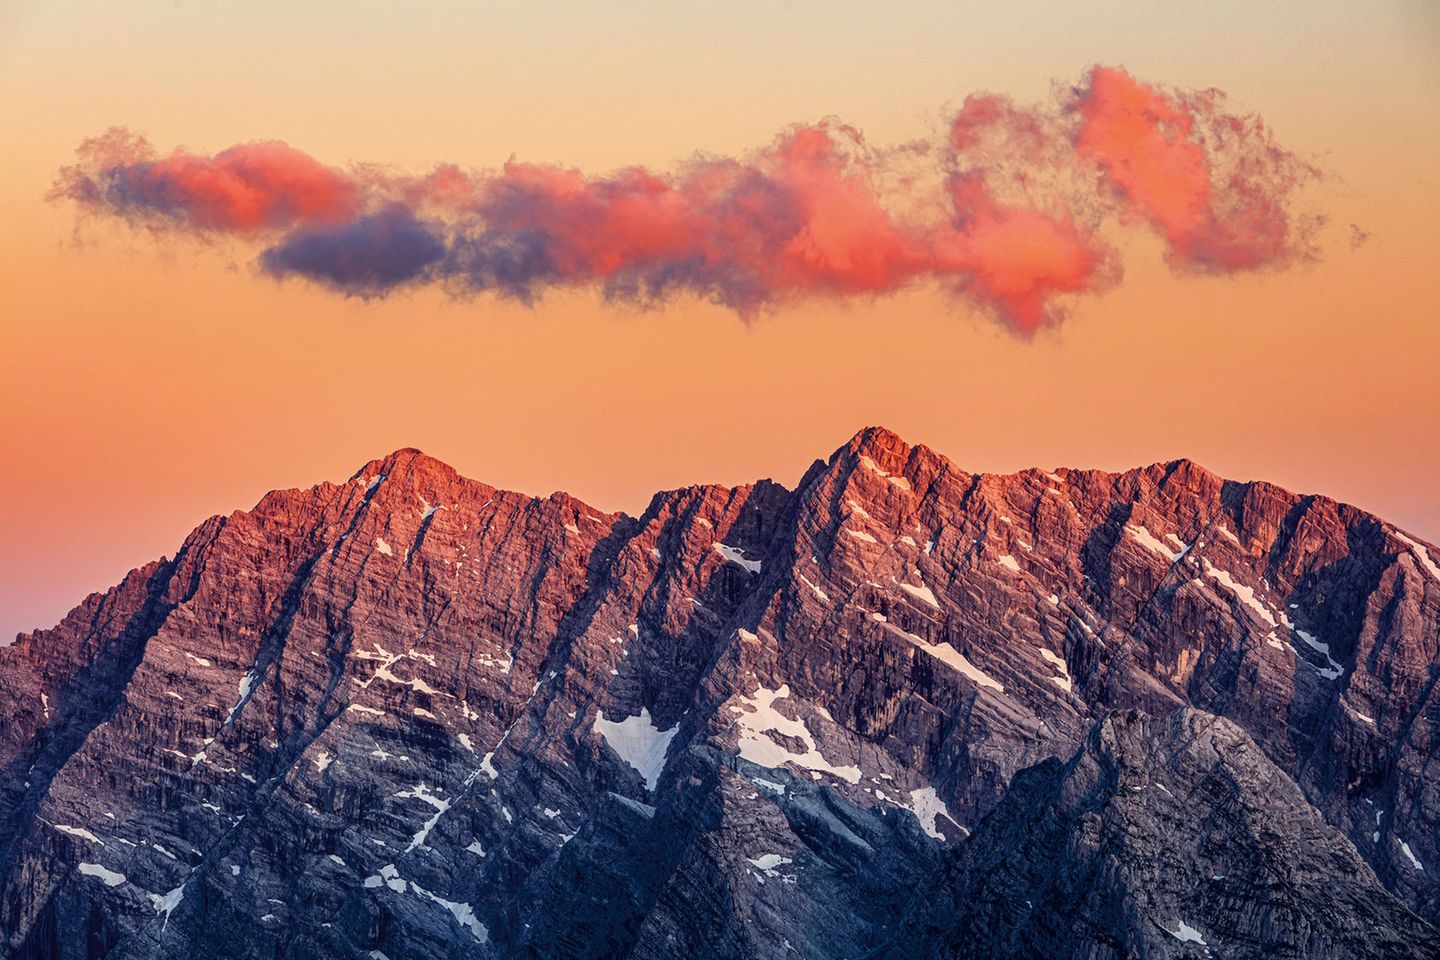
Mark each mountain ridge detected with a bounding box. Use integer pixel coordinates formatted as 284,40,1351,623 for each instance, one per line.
23,425,1427,653
2,426,1438,958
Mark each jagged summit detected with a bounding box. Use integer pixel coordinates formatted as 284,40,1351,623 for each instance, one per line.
1,429,1438,958
349,446,468,491
327,431,1417,560
836,424,912,463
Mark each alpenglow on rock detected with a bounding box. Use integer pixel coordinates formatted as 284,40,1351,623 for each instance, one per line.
1,427,1438,958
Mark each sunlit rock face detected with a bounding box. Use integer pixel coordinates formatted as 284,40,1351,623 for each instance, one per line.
2,428,1438,959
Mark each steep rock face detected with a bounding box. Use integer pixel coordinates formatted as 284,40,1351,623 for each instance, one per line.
891,708,1440,959
0,428,1437,958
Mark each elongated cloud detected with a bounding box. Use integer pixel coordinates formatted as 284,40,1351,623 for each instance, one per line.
1072,67,1320,271
51,67,1322,335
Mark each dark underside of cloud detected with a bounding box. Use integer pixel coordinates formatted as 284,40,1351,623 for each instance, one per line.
51,66,1323,336
258,207,448,296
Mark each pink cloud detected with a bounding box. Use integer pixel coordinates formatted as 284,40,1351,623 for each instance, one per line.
1071,66,1319,271
51,68,1324,334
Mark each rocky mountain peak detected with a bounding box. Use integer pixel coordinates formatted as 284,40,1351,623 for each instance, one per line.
836,424,911,466
825,425,952,489
347,447,479,505
1,430,1437,959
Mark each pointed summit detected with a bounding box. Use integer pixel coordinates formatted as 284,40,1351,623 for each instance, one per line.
348,447,471,497
350,447,451,482
833,425,914,474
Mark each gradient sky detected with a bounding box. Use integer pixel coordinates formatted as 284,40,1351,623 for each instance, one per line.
2,1,1438,643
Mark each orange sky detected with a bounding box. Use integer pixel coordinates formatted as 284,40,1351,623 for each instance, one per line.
2,1,1438,642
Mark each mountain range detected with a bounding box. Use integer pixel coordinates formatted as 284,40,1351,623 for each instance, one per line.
2,427,1438,959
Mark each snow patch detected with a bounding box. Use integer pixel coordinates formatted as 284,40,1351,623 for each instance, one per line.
476,650,512,674
151,883,185,920
364,863,408,893
55,824,101,843
734,685,861,784
1169,921,1207,945
907,786,956,840
893,627,1003,693
412,883,488,942
1039,648,1072,692
593,708,679,792
797,574,830,602
746,853,794,877
858,455,890,478
396,783,451,852
1343,701,1376,726
78,862,125,886
751,776,787,795
846,528,878,545
1126,523,1184,562
898,580,940,608
997,555,1020,573
713,543,762,574
226,669,261,724
1394,530,1440,581
1291,626,1344,681
374,537,393,556
1202,560,1278,627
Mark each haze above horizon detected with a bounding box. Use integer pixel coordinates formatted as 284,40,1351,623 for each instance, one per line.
2,1,1437,642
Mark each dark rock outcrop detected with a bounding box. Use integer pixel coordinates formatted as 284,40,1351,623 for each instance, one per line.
893,708,1440,959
